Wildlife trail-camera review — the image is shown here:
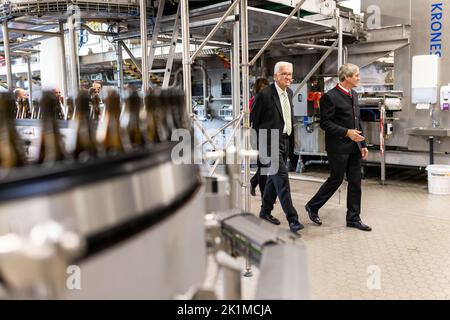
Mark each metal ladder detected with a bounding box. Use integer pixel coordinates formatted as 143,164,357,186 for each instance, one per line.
145,0,180,88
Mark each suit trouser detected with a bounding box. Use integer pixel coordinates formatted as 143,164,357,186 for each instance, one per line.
260,136,299,223
306,152,362,222
250,159,268,196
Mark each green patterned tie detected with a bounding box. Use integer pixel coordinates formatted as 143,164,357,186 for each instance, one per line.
281,92,292,135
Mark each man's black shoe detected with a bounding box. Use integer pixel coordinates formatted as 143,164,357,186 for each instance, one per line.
346,221,372,232
250,184,256,196
259,214,281,225
289,220,304,233
305,205,322,225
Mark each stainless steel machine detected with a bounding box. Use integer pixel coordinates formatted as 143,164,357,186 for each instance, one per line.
0,142,206,299
354,0,450,167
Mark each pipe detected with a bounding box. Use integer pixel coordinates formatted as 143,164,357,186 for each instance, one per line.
212,97,233,101
80,23,108,36
116,41,124,95
2,21,13,89
67,14,80,98
26,56,33,103
380,103,386,185
193,64,208,106
7,28,62,38
140,0,149,92
232,1,240,119
250,31,338,46
241,0,250,212
429,137,434,165
181,0,192,114
337,9,343,71
168,67,183,88
59,22,68,108
162,3,181,89
281,42,339,51
113,32,231,47
249,0,306,66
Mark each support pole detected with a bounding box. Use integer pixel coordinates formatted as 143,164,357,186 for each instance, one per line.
2,21,13,90
241,0,250,212
148,0,166,77
67,14,79,97
26,56,33,103
181,0,192,114
140,0,149,92
380,103,386,185
337,9,343,71
116,41,124,95
162,3,181,89
59,22,68,104
232,1,240,119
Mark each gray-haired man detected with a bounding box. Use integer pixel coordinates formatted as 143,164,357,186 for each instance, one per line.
305,63,371,231
250,61,303,234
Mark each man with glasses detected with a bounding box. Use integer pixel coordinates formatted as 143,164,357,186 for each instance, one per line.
250,61,304,234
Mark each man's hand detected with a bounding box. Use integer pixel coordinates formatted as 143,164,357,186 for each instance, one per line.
361,147,369,160
346,129,365,142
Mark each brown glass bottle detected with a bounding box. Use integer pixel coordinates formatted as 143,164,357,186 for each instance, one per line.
0,92,26,169
15,98,23,119
90,94,101,121
96,90,124,153
160,90,176,137
73,91,97,160
66,97,75,120
144,90,160,143
22,98,32,119
125,88,145,147
147,89,170,142
32,99,41,119
37,91,66,164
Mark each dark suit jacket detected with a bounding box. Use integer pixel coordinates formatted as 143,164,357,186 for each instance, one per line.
250,83,295,155
320,87,367,154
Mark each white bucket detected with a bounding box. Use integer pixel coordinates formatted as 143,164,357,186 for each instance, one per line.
426,165,450,195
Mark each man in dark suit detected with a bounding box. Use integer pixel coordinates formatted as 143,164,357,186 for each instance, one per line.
305,63,371,231
250,61,303,233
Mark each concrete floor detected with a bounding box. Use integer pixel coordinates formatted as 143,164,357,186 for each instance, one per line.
238,168,450,299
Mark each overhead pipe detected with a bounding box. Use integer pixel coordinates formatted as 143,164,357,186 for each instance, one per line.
281,42,339,51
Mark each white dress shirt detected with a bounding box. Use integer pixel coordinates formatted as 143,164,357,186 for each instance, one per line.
274,82,291,134
337,83,352,95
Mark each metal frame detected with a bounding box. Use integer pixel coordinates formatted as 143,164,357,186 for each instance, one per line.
178,0,346,212
147,0,166,81
2,20,13,89
162,3,180,89
140,0,149,92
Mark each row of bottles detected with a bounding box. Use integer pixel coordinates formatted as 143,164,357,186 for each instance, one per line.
15,97,65,120
0,87,190,170
14,90,103,121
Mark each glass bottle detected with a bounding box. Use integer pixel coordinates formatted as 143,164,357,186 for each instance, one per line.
37,91,66,164
0,92,26,169
73,91,97,160
96,90,124,153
